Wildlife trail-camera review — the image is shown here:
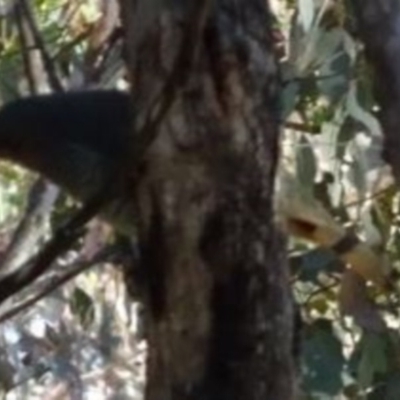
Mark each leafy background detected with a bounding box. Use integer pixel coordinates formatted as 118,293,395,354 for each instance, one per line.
275,0,400,398
0,1,144,399
0,0,398,399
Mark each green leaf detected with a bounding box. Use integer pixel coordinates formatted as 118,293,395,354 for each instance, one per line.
290,247,340,282
357,333,388,389
298,0,315,32
346,83,382,138
302,319,345,395
376,371,400,400
317,52,350,104
69,287,95,328
313,29,344,70
281,80,300,120
296,134,317,197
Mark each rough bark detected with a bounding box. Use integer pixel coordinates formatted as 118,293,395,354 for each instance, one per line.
119,1,295,399
349,0,400,185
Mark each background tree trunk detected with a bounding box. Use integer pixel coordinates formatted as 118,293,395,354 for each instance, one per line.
348,0,400,185
119,1,296,399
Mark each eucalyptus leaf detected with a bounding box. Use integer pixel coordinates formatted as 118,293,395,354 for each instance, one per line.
298,0,315,32
357,333,388,389
281,80,300,120
303,319,344,395
346,83,382,138
296,134,317,196
69,287,95,328
291,247,340,282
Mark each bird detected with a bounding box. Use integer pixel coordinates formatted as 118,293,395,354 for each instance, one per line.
0,90,136,234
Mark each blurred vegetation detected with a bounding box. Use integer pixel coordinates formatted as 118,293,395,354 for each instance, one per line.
0,0,399,399
0,1,143,399
275,0,400,398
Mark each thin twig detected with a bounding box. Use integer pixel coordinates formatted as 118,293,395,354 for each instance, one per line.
0,182,117,305
14,3,37,93
0,244,121,324
18,0,63,92
344,185,394,209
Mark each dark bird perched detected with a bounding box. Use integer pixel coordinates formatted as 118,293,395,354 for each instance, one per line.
0,90,136,234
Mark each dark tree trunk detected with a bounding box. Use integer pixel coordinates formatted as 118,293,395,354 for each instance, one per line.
119,1,295,399
348,0,400,185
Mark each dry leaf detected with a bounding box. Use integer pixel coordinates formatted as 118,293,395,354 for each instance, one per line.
339,269,386,333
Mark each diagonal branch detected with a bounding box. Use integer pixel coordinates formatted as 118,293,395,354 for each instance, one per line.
0,183,117,305
0,244,122,324
17,0,63,92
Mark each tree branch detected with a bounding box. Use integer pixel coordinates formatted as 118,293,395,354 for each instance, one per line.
0,184,116,305
0,244,122,324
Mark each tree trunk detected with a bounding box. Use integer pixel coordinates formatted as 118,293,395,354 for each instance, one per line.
119,1,295,399
348,0,400,184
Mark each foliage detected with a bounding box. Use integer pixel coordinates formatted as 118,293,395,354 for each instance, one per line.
274,0,400,398
0,0,399,398
0,1,142,399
